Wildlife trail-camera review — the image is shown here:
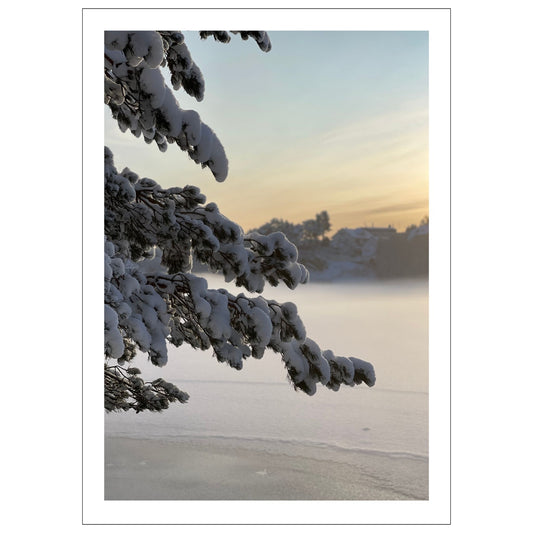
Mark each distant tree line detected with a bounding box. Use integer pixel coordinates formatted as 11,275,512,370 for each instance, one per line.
250,211,429,279
250,211,331,248
404,215,429,235
251,211,429,247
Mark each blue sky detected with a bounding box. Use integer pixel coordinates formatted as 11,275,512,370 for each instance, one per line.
105,31,428,233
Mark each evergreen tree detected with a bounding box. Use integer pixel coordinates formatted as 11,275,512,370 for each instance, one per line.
104,31,375,413
251,217,304,247
251,211,331,248
301,211,331,244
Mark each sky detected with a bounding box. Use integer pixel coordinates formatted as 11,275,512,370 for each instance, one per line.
105,31,428,234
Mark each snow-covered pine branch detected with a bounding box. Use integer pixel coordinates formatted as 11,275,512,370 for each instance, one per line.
105,148,309,294
104,154,375,402
199,31,272,52
105,363,189,413
104,30,375,413
105,31,234,182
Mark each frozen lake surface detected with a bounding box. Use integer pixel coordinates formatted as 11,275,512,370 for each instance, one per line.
106,276,428,499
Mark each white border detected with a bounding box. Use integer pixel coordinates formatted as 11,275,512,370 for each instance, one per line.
83,7,450,525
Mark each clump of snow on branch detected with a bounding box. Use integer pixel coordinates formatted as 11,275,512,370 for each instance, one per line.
199,31,272,52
